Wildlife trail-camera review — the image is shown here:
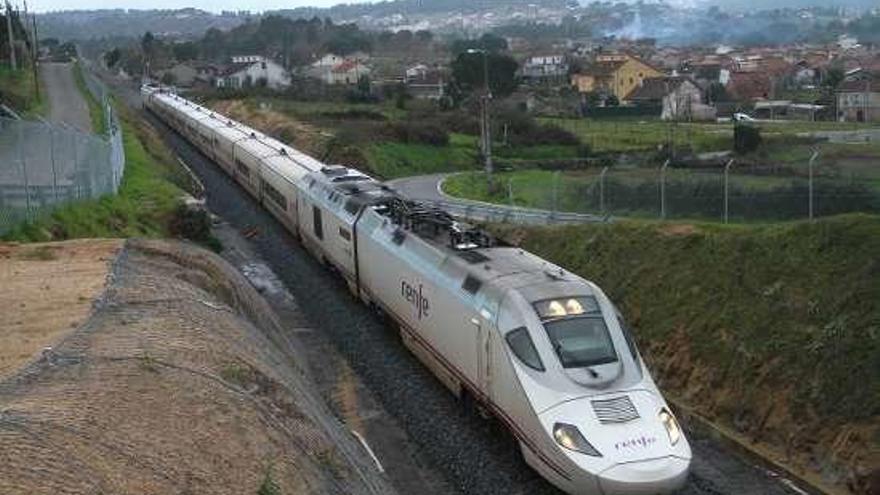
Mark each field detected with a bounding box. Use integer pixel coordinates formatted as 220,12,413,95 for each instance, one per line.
492,214,880,492
444,156,880,222
541,116,873,154
206,96,587,180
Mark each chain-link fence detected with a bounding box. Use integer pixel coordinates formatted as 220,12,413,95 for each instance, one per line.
0,69,124,235
493,159,880,223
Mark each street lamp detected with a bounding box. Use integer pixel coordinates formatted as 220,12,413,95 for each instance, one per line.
467,48,493,187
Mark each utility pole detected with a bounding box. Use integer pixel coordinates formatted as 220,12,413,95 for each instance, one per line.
468,48,493,189
28,1,38,102
723,159,734,224
660,159,669,219
5,1,17,71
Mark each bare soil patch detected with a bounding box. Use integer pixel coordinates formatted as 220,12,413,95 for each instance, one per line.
0,239,121,380
0,239,394,495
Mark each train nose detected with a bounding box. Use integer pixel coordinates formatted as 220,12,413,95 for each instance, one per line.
597,456,689,495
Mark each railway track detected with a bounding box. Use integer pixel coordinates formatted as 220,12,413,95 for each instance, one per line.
129,88,801,495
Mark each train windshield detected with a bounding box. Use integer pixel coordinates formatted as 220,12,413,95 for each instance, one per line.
533,297,617,369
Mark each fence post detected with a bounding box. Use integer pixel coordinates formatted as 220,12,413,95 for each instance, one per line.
552,170,560,220
18,124,31,221
507,178,513,206
660,159,670,219
49,126,59,204
808,149,819,222
599,166,609,214
724,159,734,224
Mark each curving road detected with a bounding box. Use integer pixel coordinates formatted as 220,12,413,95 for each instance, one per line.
387,173,607,225
40,62,92,133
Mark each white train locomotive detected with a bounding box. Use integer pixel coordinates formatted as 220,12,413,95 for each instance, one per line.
142,86,692,495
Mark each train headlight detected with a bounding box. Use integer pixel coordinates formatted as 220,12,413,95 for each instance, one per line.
553,423,602,457
659,408,681,446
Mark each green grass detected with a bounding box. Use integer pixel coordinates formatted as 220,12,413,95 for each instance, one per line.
445,166,880,221
3,104,183,241
541,117,877,154
0,63,47,117
365,133,479,179
72,61,105,135
493,214,879,481
248,96,406,122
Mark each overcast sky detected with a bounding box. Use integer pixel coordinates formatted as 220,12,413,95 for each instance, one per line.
30,0,373,13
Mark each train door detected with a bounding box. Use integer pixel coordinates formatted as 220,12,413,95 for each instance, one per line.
474,314,493,403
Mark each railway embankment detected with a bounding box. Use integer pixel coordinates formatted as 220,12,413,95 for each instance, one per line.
0,238,395,495
492,214,880,495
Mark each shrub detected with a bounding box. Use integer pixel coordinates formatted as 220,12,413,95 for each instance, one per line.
387,122,450,147
168,204,222,252
734,124,762,154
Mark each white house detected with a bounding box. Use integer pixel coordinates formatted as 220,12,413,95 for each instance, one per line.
216,57,290,90
521,55,568,83
405,64,429,82
231,55,264,64
628,76,715,121
327,60,371,85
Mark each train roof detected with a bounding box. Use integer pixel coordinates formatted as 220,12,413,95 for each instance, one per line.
145,87,592,304
306,165,584,299
149,90,322,183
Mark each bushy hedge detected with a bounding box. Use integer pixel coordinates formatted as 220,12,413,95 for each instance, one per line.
387,121,450,147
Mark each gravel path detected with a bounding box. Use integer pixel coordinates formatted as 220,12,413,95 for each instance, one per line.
40,62,91,133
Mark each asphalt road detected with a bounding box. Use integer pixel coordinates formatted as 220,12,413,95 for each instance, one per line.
106,77,808,495
387,174,607,225
40,62,92,133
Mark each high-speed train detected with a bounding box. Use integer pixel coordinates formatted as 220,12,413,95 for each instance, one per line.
142,85,691,495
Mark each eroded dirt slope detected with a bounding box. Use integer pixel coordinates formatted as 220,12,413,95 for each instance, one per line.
0,239,394,495
0,239,122,380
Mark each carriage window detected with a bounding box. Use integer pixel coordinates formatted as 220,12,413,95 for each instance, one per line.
313,206,324,240
236,160,249,177
338,227,351,241
506,327,544,372
262,180,287,211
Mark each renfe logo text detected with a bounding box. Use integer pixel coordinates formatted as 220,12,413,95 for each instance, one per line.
401,280,430,320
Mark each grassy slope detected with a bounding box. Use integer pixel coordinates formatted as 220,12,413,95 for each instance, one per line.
72,61,105,134
494,215,879,486
3,103,182,241
366,133,479,179
0,63,46,117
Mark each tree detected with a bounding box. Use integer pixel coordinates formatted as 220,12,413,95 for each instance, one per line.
706,82,728,104
172,41,199,62
104,47,122,68
356,74,371,95
451,52,519,98
823,66,844,89
160,71,176,85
